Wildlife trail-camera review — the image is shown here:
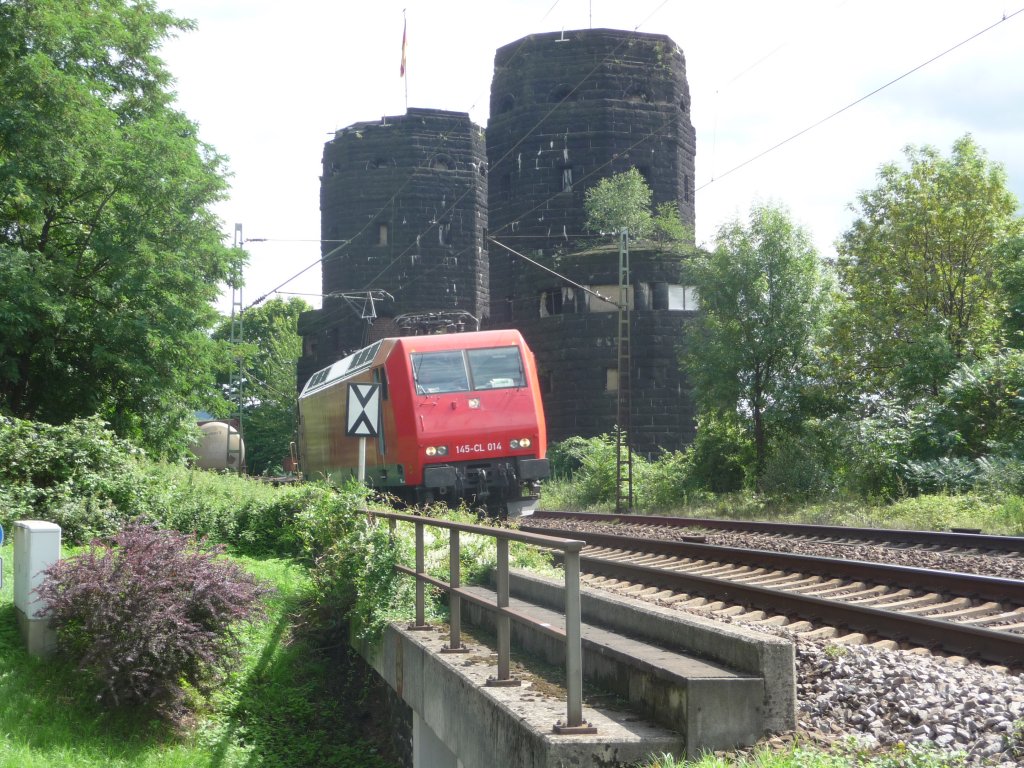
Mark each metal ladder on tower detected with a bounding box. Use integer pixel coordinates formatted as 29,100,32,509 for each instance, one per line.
615,229,633,514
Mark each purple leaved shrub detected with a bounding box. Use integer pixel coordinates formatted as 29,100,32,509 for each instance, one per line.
36,524,273,719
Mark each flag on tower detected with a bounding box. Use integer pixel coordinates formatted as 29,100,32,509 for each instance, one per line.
400,18,407,77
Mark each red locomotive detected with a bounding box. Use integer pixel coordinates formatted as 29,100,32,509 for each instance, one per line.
297,329,550,516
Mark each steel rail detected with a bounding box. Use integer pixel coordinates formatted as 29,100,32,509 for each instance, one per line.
567,551,1024,666
530,510,1024,553
520,526,1024,603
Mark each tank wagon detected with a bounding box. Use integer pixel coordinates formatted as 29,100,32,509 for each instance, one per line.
298,329,550,516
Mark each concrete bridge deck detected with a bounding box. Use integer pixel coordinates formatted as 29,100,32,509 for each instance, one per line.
355,569,796,767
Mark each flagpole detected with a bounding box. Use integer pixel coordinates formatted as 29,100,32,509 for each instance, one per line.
402,9,408,111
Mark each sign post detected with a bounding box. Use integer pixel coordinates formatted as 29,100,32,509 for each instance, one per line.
346,383,380,484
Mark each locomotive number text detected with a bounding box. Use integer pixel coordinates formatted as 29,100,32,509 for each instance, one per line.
455,442,503,454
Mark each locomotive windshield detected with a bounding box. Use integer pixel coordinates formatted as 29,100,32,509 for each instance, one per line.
411,346,526,394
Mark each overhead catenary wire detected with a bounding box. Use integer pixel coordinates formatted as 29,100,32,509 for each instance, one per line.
697,7,1024,192
245,3,1015,319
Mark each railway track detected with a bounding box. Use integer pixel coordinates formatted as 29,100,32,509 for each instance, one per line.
519,520,1024,667
530,509,1024,556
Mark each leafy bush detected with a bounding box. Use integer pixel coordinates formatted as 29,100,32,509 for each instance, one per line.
137,461,305,554
293,482,416,640
547,435,598,479
683,413,752,494
933,350,1024,457
36,524,272,720
635,450,700,510
0,415,144,542
760,434,835,501
827,405,917,500
544,434,616,506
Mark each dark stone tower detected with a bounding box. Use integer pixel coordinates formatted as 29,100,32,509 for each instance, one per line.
486,28,696,324
485,29,699,454
297,108,488,386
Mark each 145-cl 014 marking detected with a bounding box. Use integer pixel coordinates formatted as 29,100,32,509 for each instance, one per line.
456,442,503,454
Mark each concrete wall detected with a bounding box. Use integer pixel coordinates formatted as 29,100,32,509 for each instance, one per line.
356,623,685,768
506,569,797,733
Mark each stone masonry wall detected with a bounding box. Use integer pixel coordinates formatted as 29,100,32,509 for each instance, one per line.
298,108,487,384
486,28,696,325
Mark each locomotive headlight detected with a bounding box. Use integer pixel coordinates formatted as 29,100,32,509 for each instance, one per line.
436,446,448,456
510,437,532,450
425,445,448,457
425,446,437,457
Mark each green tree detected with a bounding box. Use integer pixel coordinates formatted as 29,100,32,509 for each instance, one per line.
0,0,239,455
836,135,1022,399
584,168,654,238
996,236,1024,348
214,297,309,475
684,203,831,479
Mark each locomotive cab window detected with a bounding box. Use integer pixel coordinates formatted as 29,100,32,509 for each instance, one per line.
411,346,525,394
467,346,525,390
412,350,470,394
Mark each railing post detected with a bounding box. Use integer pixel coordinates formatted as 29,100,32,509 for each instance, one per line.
553,546,595,734
441,528,469,653
408,520,430,630
487,536,520,687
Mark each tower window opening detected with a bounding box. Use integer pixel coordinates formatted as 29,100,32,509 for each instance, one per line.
560,166,573,192
540,288,564,317
378,223,389,246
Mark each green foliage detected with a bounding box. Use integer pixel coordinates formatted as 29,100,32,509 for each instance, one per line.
0,550,399,767
996,236,1024,347
681,412,753,494
651,201,693,247
584,168,654,238
0,415,144,542
639,740,966,768
684,202,832,478
640,745,848,768
295,483,414,641
212,297,310,476
634,450,694,511
832,406,917,500
759,434,834,501
931,349,1024,458
136,461,296,552
547,432,630,507
0,0,240,456
836,135,1022,400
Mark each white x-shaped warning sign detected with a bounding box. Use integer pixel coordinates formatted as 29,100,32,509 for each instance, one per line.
346,383,380,437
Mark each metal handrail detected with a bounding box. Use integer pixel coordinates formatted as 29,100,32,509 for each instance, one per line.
367,509,596,733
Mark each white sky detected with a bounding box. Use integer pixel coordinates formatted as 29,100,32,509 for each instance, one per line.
158,1,1024,315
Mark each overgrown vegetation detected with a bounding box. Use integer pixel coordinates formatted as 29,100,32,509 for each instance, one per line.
542,433,1024,534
